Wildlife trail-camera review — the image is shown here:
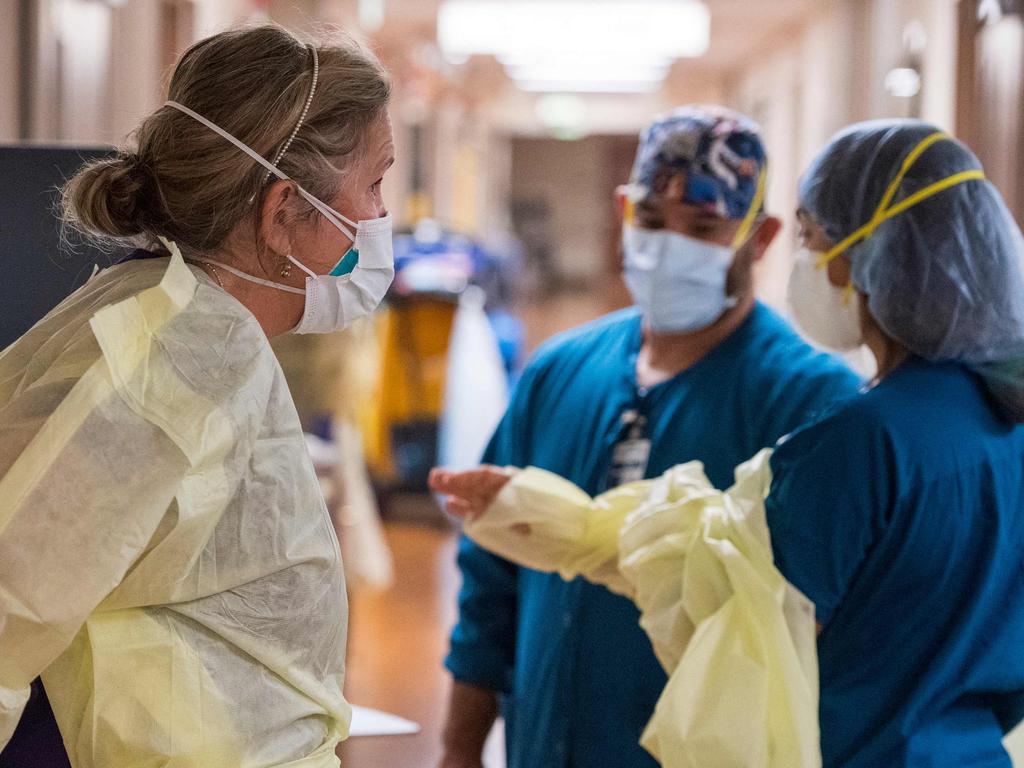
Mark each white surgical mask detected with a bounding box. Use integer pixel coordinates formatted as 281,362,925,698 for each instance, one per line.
787,247,863,351
622,224,738,333
165,100,395,335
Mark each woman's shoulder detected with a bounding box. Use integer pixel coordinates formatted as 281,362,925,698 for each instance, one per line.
94,253,272,395
771,382,894,475
8,251,273,415
84,254,280,459
770,359,992,481
1,258,176,398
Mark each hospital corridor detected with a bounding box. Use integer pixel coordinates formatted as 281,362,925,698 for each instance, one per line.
5,2,1024,767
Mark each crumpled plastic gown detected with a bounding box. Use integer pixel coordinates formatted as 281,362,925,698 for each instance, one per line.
0,246,350,767
464,450,820,768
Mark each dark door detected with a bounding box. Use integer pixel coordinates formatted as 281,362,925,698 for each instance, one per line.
0,145,122,350
957,0,1024,223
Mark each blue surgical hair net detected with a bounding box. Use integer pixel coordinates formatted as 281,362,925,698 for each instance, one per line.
798,119,1024,421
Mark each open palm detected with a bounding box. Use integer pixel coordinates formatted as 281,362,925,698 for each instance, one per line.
428,465,515,520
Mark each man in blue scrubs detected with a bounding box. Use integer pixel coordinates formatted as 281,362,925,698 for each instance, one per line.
439,106,862,768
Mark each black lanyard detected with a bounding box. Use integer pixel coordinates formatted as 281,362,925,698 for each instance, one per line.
603,389,653,490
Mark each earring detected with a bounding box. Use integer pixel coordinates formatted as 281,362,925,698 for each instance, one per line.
280,256,292,278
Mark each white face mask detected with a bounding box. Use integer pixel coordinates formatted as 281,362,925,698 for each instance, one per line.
288,212,394,334
622,224,738,333
165,100,395,335
787,247,863,351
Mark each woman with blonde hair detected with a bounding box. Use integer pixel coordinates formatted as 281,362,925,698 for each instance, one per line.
0,23,394,767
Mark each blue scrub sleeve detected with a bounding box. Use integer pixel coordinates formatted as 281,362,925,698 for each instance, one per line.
445,363,540,693
445,536,519,693
764,407,893,627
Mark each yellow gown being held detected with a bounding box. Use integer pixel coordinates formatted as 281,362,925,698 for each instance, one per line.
462,451,820,768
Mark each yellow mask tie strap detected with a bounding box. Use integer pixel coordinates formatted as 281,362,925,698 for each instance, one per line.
875,131,949,217
815,132,986,268
732,164,768,249
880,169,985,222
841,281,857,306
623,197,636,227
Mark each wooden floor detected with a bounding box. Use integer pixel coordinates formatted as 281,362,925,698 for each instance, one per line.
336,285,617,767
337,522,460,768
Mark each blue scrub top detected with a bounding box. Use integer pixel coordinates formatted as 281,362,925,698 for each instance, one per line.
446,304,861,768
767,358,1024,767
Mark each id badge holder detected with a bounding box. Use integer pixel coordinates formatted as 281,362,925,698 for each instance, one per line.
609,436,652,485
606,409,651,487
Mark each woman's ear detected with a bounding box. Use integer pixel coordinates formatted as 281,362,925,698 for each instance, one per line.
751,215,782,261
614,185,628,220
827,253,853,289
258,180,299,257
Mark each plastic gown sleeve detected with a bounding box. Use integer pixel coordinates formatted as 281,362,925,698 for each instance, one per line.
462,449,821,768
463,467,639,597
0,284,193,748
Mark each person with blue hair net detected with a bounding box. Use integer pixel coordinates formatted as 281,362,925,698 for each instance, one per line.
777,119,1024,765
432,119,1024,767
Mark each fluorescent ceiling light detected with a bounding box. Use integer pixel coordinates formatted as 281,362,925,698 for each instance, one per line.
496,52,676,69
508,58,671,93
438,0,710,60
359,0,385,31
519,80,663,93
506,62,670,84
535,93,586,126
884,67,921,98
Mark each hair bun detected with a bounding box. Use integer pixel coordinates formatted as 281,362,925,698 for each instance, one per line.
62,24,390,251
63,154,149,239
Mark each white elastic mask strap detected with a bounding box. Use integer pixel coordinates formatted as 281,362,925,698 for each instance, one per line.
192,258,305,295
286,252,321,280
164,100,358,242
296,188,357,241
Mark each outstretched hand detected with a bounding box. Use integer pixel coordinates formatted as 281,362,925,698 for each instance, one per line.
428,465,516,520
